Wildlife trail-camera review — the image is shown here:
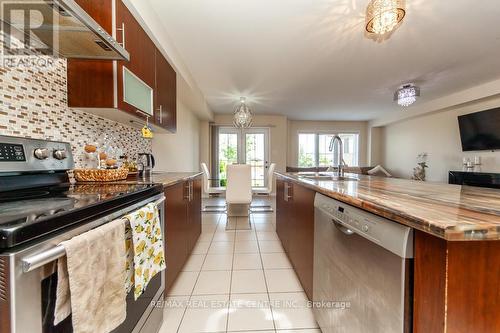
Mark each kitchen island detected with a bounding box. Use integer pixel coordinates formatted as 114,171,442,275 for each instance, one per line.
275,171,500,333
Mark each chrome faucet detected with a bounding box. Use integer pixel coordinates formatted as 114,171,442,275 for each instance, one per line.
329,135,344,177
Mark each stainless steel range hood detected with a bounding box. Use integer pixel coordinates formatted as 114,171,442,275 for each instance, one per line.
0,0,129,60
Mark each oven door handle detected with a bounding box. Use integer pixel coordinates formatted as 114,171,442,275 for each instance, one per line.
22,245,66,273
21,195,166,273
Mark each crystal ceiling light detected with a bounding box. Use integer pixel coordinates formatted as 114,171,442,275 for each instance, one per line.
365,0,406,35
394,83,420,107
233,97,253,128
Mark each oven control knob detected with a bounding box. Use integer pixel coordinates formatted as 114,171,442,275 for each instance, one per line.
34,148,49,160
362,225,369,233
53,149,67,160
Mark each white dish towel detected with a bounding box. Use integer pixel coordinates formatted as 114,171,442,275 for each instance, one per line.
54,218,128,333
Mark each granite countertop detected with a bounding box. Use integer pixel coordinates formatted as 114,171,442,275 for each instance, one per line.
133,172,203,187
148,172,203,187
108,172,203,187
275,172,500,241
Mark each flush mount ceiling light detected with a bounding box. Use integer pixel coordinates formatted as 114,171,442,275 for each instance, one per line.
365,0,406,35
394,83,420,107
233,97,253,128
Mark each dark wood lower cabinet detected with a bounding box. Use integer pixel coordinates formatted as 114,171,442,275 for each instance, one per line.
188,178,202,252
289,183,315,300
276,177,315,300
276,179,290,253
164,181,187,292
414,231,500,333
164,176,202,292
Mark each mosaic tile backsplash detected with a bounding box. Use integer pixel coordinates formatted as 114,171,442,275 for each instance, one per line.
0,36,152,168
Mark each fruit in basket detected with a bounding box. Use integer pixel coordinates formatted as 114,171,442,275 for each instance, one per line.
106,159,117,167
84,144,97,153
127,161,138,172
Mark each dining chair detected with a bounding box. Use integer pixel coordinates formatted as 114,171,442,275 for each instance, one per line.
226,164,252,217
201,162,225,196
252,163,276,195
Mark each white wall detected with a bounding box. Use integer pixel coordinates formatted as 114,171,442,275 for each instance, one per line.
153,101,201,172
380,97,500,182
199,120,210,169
368,126,383,166
287,120,369,167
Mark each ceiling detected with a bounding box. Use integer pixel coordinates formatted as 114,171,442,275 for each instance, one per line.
149,0,500,121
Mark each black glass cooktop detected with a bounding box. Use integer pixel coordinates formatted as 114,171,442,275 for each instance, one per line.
0,183,163,249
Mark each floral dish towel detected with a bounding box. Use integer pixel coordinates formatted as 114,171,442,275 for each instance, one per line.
124,202,166,300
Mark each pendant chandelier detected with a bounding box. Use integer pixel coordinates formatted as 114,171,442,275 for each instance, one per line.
394,83,420,107
365,0,406,35
233,97,253,128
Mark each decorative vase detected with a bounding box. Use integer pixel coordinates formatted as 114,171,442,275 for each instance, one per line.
411,153,428,181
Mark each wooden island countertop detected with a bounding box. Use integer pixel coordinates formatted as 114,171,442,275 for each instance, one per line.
275,171,500,241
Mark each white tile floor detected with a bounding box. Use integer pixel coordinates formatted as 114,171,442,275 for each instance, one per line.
159,197,320,333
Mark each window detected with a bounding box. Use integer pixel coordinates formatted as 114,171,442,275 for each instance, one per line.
298,133,316,167
218,132,238,186
318,134,335,167
298,133,359,167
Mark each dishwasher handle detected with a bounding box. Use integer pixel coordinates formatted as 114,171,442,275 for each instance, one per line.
332,218,355,235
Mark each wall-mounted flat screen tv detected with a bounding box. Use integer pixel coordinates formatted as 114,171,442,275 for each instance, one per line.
458,108,500,151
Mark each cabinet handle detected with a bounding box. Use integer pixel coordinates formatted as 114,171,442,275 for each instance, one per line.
284,183,292,201
184,183,190,200
157,105,163,124
184,182,193,201
189,181,193,202
117,23,126,49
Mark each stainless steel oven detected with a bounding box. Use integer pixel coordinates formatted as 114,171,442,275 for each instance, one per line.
0,193,166,333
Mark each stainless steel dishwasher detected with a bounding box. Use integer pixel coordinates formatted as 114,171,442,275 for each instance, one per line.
313,193,413,333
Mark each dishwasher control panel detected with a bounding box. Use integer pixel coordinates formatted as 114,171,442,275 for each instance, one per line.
315,193,413,258
318,198,378,240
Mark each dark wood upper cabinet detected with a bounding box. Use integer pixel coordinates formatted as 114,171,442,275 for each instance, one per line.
154,48,177,132
67,0,176,132
115,0,155,118
67,0,114,108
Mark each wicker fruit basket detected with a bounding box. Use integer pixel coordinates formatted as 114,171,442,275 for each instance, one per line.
73,168,129,182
